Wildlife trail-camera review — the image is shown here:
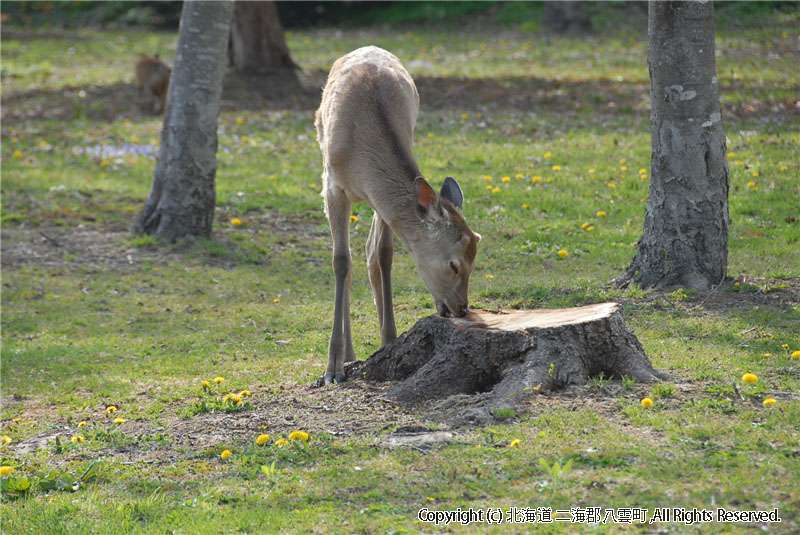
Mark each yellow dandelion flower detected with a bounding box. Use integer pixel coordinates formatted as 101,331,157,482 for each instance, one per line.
222,394,231,403
781,344,789,349
638,168,647,175
0,466,13,476
240,135,248,143
485,184,493,190
515,173,523,179
557,249,568,258
779,165,787,171
752,171,759,177
762,398,776,407
71,435,85,443
483,175,493,181
240,390,251,397
288,430,310,441
201,380,210,389
596,210,607,217
269,174,277,180
230,218,242,226
552,165,561,171
641,397,653,408
2,436,12,444
275,438,288,447
734,281,740,288
581,222,589,229
509,438,520,448
214,376,225,384
256,434,270,445
427,132,435,138
273,298,280,304
791,350,800,359
221,449,232,459
39,140,49,147
741,373,757,384
78,421,87,428
619,158,627,164
12,418,21,423
106,406,117,414
129,136,138,143
762,353,772,357
236,118,244,125
640,174,648,180
532,176,542,183
502,176,511,183
485,273,495,279
10,149,20,158
543,152,551,159
491,187,501,193
620,166,628,171
607,182,616,189
426,496,435,502
229,393,243,404
727,151,735,158
113,417,126,424
588,168,595,174
586,226,595,232
350,214,359,223
100,160,109,167
461,113,469,120
522,203,530,209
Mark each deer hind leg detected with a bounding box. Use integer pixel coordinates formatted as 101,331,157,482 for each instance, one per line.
366,213,396,346
324,184,353,384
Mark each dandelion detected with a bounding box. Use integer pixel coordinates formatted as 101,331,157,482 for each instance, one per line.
221,449,232,460
229,393,243,404
106,406,117,414
236,118,244,125
641,398,653,408
214,376,225,384
522,203,530,209
728,151,735,158
638,168,647,175
620,166,628,171
588,168,595,174
275,438,288,447
71,435,85,443
532,176,542,183
78,421,87,428
350,214,359,223
781,344,789,349
241,135,248,143
607,182,616,189
509,439,520,448
461,113,469,120
741,373,758,384
619,158,627,164
779,165,787,171
426,497,435,502
201,380,210,389
485,185,493,190
586,226,595,232
100,160,109,167
289,430,310,441
557,249,568,258
113,417,126,424
483,175,493,181
240,390,251,397
762,353,772,357
485,274,494,279
2,436,12,444
231,218,242,226
543,152,551,159
762,398,776,407
256,434,270,445
791,350,800,359
596,210,607,217
273,298,280,304
502,176,511,183
427,132,435,138
752,171,759,177
552,165,561,171
491,187,501,194
269,174,277,180
12,418,21,423
515,173,524,179
39,140,49,147
129,136,138,143
581,222,589,229
12,150,22,158
0,466,13,476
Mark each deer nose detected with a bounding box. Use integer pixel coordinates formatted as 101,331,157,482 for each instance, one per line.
458,305,469,317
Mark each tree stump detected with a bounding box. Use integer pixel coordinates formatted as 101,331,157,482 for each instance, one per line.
347,303,671,414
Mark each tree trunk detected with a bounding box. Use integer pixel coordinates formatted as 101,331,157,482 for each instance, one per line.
344,304,670,423
135,1,234,242
228,0,298,73
543,1,592,36
615,0,729,290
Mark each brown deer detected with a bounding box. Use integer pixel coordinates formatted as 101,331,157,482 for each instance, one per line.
315,46,481,384
134,54,170,114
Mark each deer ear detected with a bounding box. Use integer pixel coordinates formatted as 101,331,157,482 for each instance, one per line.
415,177,441,223
440,176,463,211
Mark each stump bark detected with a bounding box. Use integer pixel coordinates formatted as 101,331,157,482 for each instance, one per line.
348,303,670,411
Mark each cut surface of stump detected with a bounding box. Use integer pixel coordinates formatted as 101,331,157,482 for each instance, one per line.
347,303,670,421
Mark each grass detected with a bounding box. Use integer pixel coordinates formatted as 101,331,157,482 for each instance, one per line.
2,4,800,534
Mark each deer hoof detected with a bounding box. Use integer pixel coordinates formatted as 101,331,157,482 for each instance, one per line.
324,373,347,385
335,373,347,383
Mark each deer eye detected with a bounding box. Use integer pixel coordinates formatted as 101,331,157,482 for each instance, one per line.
449,261,459,275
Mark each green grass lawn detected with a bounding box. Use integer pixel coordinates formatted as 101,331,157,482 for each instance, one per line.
2,4,799,534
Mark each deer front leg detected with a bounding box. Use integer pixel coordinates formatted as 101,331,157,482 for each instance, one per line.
366,213,397,346
325,187,352,384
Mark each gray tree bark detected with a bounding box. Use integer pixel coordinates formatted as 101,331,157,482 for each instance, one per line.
135,0,234,241
228,0,298,73
615,0,729,290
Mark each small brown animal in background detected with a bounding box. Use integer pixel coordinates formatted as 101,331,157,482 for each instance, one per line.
135,54,170,114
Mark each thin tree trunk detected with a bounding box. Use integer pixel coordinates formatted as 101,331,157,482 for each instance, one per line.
615,0,729,290
229,0,298,73
135,1,234,241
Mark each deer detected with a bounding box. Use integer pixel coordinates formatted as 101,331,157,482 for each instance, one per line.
134,54,171,114
315,46,481,385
